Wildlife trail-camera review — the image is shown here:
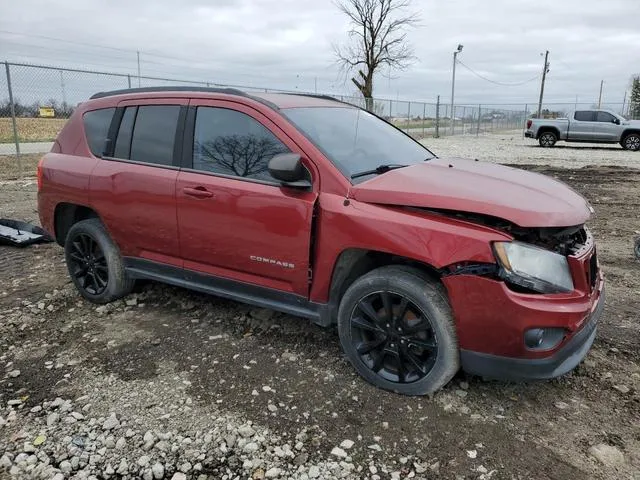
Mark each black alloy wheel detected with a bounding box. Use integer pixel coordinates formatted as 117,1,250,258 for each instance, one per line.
67,232,109,296
349,290,438,384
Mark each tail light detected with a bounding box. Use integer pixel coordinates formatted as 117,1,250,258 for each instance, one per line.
526,120,533,129
37,157,45,192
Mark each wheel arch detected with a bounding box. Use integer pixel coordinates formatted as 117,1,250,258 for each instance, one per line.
324,248,442,325
536,126,560,140
621,128,640,139
53,202,100,246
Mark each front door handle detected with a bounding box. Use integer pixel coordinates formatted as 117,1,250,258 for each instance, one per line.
183,186,214,199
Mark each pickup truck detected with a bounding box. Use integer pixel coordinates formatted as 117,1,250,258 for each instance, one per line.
37,87,604,395
525,109,640,150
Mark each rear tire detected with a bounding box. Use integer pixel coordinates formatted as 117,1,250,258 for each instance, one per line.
337,265,459,395
64,219,134,304
621,133,640,151
538,131,557,148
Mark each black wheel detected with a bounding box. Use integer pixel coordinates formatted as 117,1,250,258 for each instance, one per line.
621,133,640,151
64,218,134,304
538,131,557,147
337,266,459,395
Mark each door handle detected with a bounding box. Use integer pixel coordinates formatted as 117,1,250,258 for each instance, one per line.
183,186,214,199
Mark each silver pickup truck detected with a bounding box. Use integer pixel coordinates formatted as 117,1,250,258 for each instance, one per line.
525,109,640,150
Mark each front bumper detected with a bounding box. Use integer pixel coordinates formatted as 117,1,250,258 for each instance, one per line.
525,131,534,138
459,285,604,381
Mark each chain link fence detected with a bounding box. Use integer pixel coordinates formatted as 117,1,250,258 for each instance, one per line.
1,61,638,179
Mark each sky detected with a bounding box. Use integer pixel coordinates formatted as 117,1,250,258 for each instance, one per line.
1,0,639,107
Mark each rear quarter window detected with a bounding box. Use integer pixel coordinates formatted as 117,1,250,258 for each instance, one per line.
83,108,115,156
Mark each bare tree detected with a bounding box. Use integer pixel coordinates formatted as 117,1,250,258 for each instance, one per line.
334,0,418,111
195,134,287,179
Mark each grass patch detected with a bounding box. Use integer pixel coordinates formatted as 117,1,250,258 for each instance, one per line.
0,153,41,180
0,117,67,143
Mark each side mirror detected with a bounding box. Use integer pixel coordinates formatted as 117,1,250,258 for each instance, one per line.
268,153,312,189
613,118,620,125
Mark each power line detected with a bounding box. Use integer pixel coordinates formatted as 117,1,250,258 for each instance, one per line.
456,60,541,87
0,30,135,53
0,30,287,82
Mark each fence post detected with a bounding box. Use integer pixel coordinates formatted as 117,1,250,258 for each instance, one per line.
462,106,467,135
406,101,411,133
522,103,528,138
422,103,426,138
451,105,455,136
5,62,22,178
476,105,481,136
127,74,131,88
435,96,440,138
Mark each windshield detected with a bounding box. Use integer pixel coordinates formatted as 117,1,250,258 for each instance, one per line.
283,107,435,182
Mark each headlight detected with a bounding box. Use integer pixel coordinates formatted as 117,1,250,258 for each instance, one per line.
493,241,574,293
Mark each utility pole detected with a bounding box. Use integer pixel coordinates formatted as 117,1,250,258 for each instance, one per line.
597,80,604,108
450,44,463,135
314,77,318,94
137,50,141,87
536,50,549,118
622,90,627,116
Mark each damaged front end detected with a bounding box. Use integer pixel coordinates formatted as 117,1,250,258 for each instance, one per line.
417,208,596,295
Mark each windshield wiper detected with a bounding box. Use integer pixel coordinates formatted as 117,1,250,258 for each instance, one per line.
350,164,408,179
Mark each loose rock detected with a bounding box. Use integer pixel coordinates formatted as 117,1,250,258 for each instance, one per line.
588,444,625,467
102,413,120,430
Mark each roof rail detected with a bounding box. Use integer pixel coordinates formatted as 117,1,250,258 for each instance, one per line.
284,92,348,104
89,86,246,100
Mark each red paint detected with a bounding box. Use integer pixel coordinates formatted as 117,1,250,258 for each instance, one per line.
38,89,603,363
350,158,592,227
444,269,603,358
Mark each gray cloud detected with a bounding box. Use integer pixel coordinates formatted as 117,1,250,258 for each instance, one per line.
1,0,638,107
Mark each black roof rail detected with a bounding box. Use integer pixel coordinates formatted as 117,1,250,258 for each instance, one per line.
283,92,350,104
89,86,246,100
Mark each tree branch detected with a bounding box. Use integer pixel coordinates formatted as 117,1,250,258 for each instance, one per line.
334,0,418,104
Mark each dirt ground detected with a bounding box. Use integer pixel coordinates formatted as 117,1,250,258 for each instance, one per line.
0,136,639,480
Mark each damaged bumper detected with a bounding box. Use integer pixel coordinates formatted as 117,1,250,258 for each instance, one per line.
443,251,604,382
460,285,604,380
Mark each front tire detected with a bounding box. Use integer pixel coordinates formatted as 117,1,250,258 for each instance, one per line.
538,131,557,147
337,266,459,395
64,218,134,304
621,133,640,151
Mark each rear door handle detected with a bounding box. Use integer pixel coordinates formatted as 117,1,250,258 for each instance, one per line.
183,186,214,199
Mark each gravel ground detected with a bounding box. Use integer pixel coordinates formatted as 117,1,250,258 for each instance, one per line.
1,133,639,480
422,130,640,169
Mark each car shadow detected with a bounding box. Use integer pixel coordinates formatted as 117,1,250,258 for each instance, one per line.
523,144,624,152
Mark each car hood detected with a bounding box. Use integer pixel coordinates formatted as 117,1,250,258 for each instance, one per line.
349,158,592,227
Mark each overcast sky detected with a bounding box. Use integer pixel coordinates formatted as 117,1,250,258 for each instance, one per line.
1,0,639,107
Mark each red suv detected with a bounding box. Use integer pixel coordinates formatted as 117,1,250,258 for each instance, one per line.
37,87,604,395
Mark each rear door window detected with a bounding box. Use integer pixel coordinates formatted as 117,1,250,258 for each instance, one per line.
83,108,115,156
574,111,595,121
128,105,181,165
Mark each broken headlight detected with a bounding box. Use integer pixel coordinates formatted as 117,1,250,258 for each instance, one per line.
493,241,574,293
